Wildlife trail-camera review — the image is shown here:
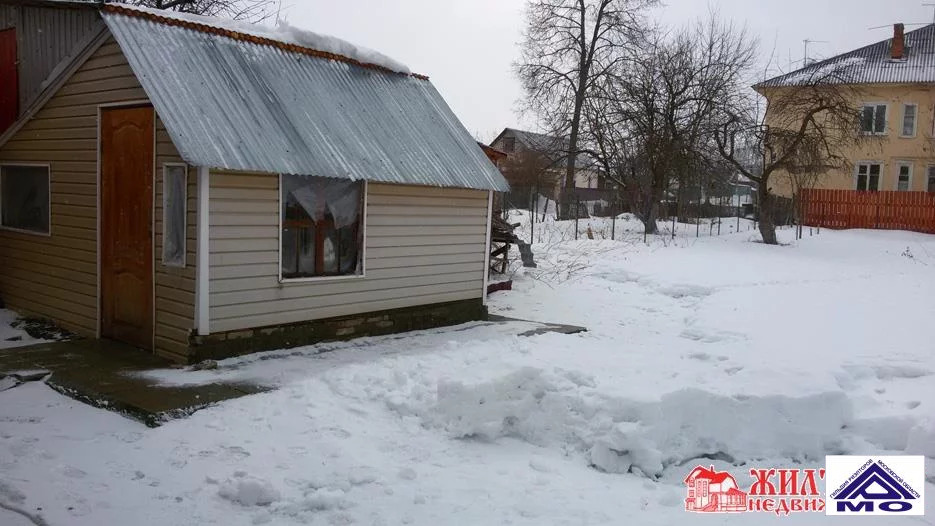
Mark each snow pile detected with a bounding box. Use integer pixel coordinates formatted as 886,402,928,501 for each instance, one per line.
415,367,853,478
906,419,935,457
112,5,411,74
216,472,280,506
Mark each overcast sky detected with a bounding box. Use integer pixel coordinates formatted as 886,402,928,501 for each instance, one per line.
287,0,934,143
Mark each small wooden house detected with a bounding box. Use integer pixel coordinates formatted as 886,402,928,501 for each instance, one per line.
0,1,508,362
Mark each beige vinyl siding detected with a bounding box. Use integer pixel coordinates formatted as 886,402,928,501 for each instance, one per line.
0,35,197,360
209,171,487,333
153,122,197,361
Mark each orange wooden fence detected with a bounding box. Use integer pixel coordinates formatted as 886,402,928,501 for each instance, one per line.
800,189,935,234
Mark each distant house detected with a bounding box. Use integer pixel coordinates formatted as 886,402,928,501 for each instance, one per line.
478,142,508,169
684,465,747,513
490,127,603,201
0,1,508,363
758,23,935,195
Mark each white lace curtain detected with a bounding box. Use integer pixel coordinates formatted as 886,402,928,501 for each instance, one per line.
283,175,361,228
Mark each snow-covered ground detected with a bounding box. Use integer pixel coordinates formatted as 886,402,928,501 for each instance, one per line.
2,216,934,525
0,310,49,350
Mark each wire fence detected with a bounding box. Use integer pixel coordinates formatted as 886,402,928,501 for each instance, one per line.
499,185,796,243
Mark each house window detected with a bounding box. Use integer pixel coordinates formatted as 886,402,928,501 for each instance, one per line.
162,164,187,266
0,165,50,234
860,104,887,134
856,162,881,191
901,104,917,137
896,163,912,191
928,165,935,193
502,137,515,153
281,175,364,279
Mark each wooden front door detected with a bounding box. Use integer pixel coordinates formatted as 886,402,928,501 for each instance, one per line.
100,106,154,349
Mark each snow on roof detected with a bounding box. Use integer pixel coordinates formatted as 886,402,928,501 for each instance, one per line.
757,24,935,88
107,3,411,75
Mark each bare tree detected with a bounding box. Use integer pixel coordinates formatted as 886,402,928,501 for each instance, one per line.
715,64,870,245
586,15,756,234
115,0,274,21
501,150,558,191
515,0,655,219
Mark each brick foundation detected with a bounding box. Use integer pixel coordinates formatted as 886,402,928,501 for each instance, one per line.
188,299,487,363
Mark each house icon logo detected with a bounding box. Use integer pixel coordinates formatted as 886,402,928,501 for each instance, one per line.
684,465,748,513
826,456,925,516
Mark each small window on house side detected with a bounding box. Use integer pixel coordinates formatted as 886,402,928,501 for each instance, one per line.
860,104,887,134
281,176,364,279
928,165,935,193
896,164,912,191
856,162,881,191
0,165,50,234
502,137,515,153
162,164,187,266
901,104,917,137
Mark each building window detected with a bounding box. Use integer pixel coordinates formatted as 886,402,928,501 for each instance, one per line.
928,165,935,193
860,104,887,134
896,163,912,191
901,104,917,137
856,162,881,191
0,165,50,234
162,164,187,266
281,176,364,279
502,137,515,153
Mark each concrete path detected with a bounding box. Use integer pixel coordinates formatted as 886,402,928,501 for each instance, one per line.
488,314,587,336
0,339,264,427
0,319,584,427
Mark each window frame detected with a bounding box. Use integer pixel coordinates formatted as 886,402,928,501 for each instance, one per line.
895,162,913,191
900,103,918,138
277,176,367,283
927,164,935,193
501,136,516,153
855,161,883,191
0,163,52,237
859,103,888,135
161,162,188,267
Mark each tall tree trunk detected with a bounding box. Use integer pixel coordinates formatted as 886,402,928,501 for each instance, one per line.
757,183,778,245
639,200,658,235
560,99,584,220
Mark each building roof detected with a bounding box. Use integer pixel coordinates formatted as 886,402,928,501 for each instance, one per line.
100,5,508,192
502,127,566,154
492,127,593,170
478,142,507,161
756,24,935,89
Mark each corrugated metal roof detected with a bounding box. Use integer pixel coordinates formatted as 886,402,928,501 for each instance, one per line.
101,10,508,192
757,24,935,89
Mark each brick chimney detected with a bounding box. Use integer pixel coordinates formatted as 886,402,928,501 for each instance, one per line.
892,23,905,59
